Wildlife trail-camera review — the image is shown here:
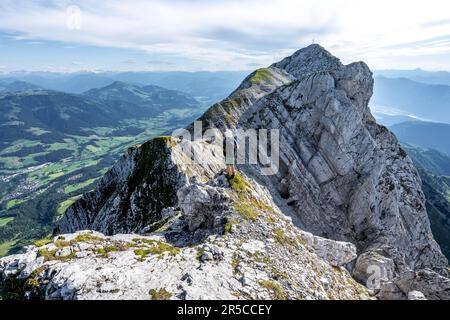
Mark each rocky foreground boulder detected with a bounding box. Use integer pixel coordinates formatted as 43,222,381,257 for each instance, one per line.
0,175,368,300
1,44,449,300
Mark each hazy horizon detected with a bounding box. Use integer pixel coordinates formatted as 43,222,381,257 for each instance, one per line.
2,67,450,76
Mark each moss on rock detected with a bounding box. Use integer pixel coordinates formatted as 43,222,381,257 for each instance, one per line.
273,228,299,248
258,280,288,300
149,288,172,300
234,202,259,221
228,172,248,193
133,239,180,259
250,68,273,85
34,237,52,248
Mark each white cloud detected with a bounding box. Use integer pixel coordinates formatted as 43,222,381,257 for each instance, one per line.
0,0,450,70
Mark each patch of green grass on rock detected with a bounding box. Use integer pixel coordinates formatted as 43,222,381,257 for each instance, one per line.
72,233,105,243
223,218,239,235
271,267,289,280
34,237,52,247
250,68,273,85
231,256,241,274
95,244,130,257
258,280,288,300
229,172,276,222
196,247,206,261
273,228,299,248
249,251,271,264
37,248,75,262
133,239,180,259
228,172,248,193
36,233,105,260
149,288,172,300
234,202,259,221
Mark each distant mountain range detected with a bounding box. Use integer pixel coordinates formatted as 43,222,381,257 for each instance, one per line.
0,80,42,92
0,82,200,145
403,143,450,176
1,91,125,142
372,76,450,124
383,108,450,260
387,118,450,260
0,71,248,107
370,110,418,127
84,81,199,115
402,144,450,259
390,121,450,156
375,69,450,86
0,81,205,256
4,70,450,124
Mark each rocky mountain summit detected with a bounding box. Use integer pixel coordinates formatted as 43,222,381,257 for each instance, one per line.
1,44,449,300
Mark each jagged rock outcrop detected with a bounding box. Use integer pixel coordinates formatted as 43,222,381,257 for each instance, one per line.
197,45,450,298
1,175,369,300
57,136,226,235
1,44,449,300
238,46,447,272
177,184,230,233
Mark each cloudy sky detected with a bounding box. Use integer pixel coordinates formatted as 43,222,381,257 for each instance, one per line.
1,0,450,72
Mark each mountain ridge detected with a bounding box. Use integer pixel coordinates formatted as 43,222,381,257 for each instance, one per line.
0,71,248,106
390,121,450,156
0,83,201,143
0,83,204,259
2,44,449,300
375,69,450,86
84,81,200,116
0,81,42,92
372,76,450,123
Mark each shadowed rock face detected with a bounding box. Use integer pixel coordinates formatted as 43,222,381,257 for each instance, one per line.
58,138,187,235
46,44,449,299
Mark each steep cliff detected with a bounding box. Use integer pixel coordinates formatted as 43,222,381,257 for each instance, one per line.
1,45,449,300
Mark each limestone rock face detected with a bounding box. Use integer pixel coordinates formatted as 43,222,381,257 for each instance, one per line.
58,138,224,235
297,230,357,267
1,179,370,300
177,184,230,234
225,45,449,294
395,268,450,300
1,44,449,300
